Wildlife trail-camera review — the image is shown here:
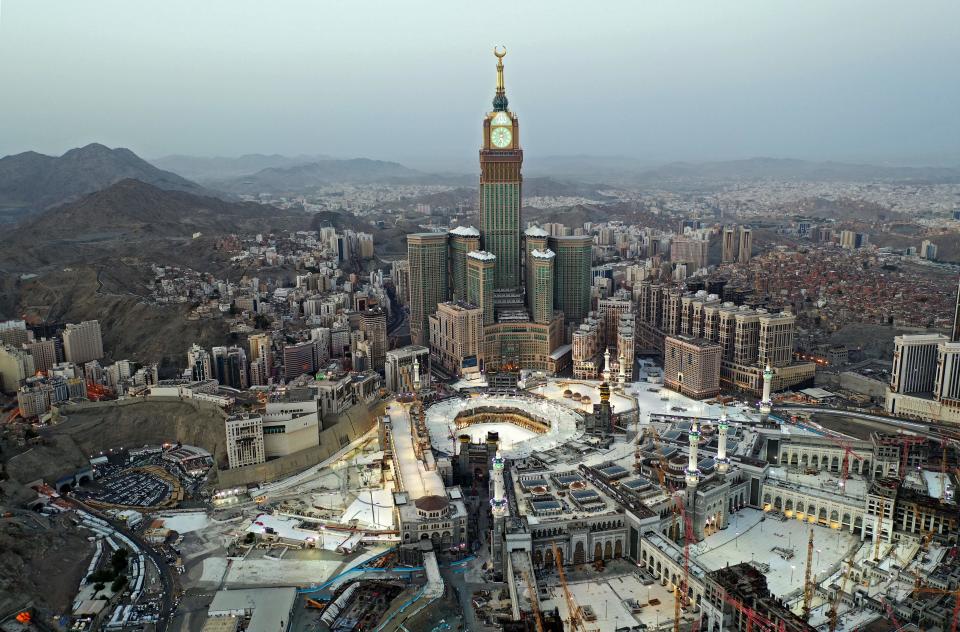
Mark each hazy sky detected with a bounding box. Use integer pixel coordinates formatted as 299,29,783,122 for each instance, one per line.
1,0,958,168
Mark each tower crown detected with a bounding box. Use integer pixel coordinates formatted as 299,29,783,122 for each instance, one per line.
493,46,509,111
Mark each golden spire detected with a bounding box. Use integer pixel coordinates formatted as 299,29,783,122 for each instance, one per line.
492,46,508,111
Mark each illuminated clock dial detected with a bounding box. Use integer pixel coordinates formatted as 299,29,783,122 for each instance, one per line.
491,126,513,148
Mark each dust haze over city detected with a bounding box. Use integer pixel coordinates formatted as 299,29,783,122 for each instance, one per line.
1,2,959,632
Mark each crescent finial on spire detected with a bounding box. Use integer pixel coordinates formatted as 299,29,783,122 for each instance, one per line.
492,46,509,111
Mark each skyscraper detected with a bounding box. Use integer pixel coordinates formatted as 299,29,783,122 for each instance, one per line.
186,343,212,381
952,276,960,342
62,320,104,365
467,251,496,325
722,226,737,263
550,235,592,326
360,307,387,371
449,226,481,302
738,226,753,263
479,47,522,290
528,248,555,324
407,232,449,346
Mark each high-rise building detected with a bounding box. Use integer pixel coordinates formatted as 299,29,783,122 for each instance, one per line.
0,345,35,395
225,414,265,469
721,226,737,263
737,227,752,263
186,343,212,382
215,346,248,390
527,248,555,324
890,334,947,394
671,234,709,270
391,259,410,308
429,301,484,378
448,226,481,302
952,277,960,342
758,311,797,368
664,335,722,399
407,232,449,346
62,320,104,365
26,338,57,374
466,251,496,325
572,315,602,379
0,320,30,347
283,341,317,381
479,48,522,290
384,345,429,393
934,341,960,405
248,332,272,385
550,235,592,326
360,307,387,371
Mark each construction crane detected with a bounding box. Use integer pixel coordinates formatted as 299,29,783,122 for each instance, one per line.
720,591,785,632
827,554,856,632
671,494,694,632
823,435,867,494
911,586,960,632
879,597,905,632
802,528,815,620
874,498,887,561
551,542,585,632
521,570,545,632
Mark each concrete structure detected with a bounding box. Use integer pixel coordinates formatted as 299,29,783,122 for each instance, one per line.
0,345,35,394
407,232,450,346
448,226,481,302
737,226,753,263
26,338,57,374
207,588,296,632
527,248,555,324
187,343,213,382
62,320,104,365
671,234,709,270
549,235,593,327
282,341,316,381
225,413,266,469
359,307,387,371
429,301,483,378
722,226,737,263
466,250,496,325
664,335,722,399
384,345,429,394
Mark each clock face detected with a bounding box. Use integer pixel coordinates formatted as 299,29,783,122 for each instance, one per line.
491,126,513,148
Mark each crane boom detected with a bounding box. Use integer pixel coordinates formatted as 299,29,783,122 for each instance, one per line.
802,528,814,620
521,570,545,632
551,542,584,632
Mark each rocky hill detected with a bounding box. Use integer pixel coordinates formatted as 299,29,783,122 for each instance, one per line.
151,152,331,181
0,143,207,221
207,157,425,194
0,178,304,271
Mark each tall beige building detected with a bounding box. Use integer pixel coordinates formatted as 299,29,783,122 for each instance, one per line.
737,227,753,263
0,345,35,395
722,226,737,263
225,414,265,469
62,320,103,365
408,233,450,346
429,301,484,377
671,235,709,270
26,338,57,374
572,314,602,379
664,335,722,399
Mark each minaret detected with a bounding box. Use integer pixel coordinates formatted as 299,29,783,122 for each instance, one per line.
412,355,421,392
686,422,701,489
760,362,773,414
490,450,508,516
716,408,730,475
602,347,612,382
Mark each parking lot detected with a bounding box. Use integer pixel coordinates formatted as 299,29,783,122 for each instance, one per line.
75,470,173,507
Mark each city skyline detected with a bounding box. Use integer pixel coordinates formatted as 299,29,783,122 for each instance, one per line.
1,1,959,168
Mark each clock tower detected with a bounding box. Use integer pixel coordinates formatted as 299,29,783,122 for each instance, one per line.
479,46,523,290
